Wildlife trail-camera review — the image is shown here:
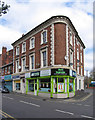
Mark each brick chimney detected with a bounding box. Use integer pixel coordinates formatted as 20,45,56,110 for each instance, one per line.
2,47,7,54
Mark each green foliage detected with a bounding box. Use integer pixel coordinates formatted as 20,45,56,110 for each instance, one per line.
0,1,10,16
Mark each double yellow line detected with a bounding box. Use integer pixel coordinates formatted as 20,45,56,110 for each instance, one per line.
0,110,17,120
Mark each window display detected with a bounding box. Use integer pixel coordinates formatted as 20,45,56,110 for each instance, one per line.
39,79,51,92
69,79,73,92
16,83,20,90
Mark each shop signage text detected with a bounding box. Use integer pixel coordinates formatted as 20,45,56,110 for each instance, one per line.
31,71,40,77
12,75,20,80
4,75,12,80
25,72,30,78
40,69,51,76
51,68,69,76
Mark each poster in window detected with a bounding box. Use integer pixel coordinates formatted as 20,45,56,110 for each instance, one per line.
58,83,64,92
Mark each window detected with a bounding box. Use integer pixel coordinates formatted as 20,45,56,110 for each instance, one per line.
70,32,73,45
16,83,20,90
16,46,19,55
41,30,47,44
77,63,79,74
8,66,11,73
16,60,19,73
22,42,26,53
70,49,73,68
80,53,82,63
22,57,26,71
69,79,73,92
39,79,51,92
29,54,35,70
30,37,35,49
5,67,7,74
77,48,79,60
41,48,47,68
2,68,4,75
81,67,83,76
58,78,64,93
29,80,34,92
79,80,81,89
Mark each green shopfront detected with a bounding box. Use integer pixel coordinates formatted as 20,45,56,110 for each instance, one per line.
25,68,76,98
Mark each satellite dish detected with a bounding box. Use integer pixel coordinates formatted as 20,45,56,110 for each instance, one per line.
64,56,68,60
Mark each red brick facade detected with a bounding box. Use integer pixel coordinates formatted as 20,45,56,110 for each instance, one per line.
12,16,85,77
1,47,13,75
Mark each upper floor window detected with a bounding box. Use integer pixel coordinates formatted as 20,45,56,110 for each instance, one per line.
30,37,35,49
2,68,4,75
8,66,11,74
16,59,19,73
16,46,19,56
29,54,35,70
70,49,73,68
22,42,26,53
70,32,73,46
21,57,26,71
41,49,47,67
77,48,79,60
80,53,82,63
5,67,7,74
41,30,47,44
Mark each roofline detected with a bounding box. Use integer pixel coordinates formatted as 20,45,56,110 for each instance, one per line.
11,15,85,48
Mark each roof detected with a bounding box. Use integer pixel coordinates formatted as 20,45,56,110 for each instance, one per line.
11,15,85,48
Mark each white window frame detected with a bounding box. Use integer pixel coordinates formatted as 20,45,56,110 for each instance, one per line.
5,67,7,74
30,37,35,49
77,63,79,75
70,49,73,68
21,57,26,72
80,53,82,63
16,59,19,73
22,42,26,53
40,48,48,68
70,32,73,46
29,53,35,70
77,48,79,60
41,30,47,44
16,46,19,56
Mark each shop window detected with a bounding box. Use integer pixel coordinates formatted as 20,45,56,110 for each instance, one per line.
16,83,20,90
69,79,73,92
58,78,64,93
39,78,51,92
29,80,34,92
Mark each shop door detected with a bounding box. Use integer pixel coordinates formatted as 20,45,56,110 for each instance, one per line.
5,81,12,92
34,80,37,95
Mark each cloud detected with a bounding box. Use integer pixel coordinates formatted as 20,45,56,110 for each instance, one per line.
0,0,93,73
0,25,21,53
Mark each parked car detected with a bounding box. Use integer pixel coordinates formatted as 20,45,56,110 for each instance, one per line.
0,86,10,93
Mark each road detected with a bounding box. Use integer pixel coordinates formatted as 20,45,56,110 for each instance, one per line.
1,89,94,119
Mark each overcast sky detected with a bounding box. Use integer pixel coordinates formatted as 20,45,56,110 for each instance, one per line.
0,0,93,75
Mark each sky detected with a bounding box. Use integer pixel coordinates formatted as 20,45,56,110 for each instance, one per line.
0,0,94,76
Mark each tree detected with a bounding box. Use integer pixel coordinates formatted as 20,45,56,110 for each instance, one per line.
0,1,10,16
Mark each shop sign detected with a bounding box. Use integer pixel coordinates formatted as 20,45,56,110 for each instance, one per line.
25,72,30,78
58,83,64,92
40,69,51,76
51,68,69,76
12,75,20,80
31,71,40,77
70,70,76,77
4,75,12,80
20,73,25,78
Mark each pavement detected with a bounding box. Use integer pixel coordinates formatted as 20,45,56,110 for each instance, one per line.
10,88,93,102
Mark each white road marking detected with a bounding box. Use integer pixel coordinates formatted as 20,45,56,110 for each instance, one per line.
55,109,74,115
77,104,82,106
81,115,94,119
20,100,40,107
84,104,90,107
3,96,13,100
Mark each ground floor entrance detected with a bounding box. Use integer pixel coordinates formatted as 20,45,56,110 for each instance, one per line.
26,76,75,98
